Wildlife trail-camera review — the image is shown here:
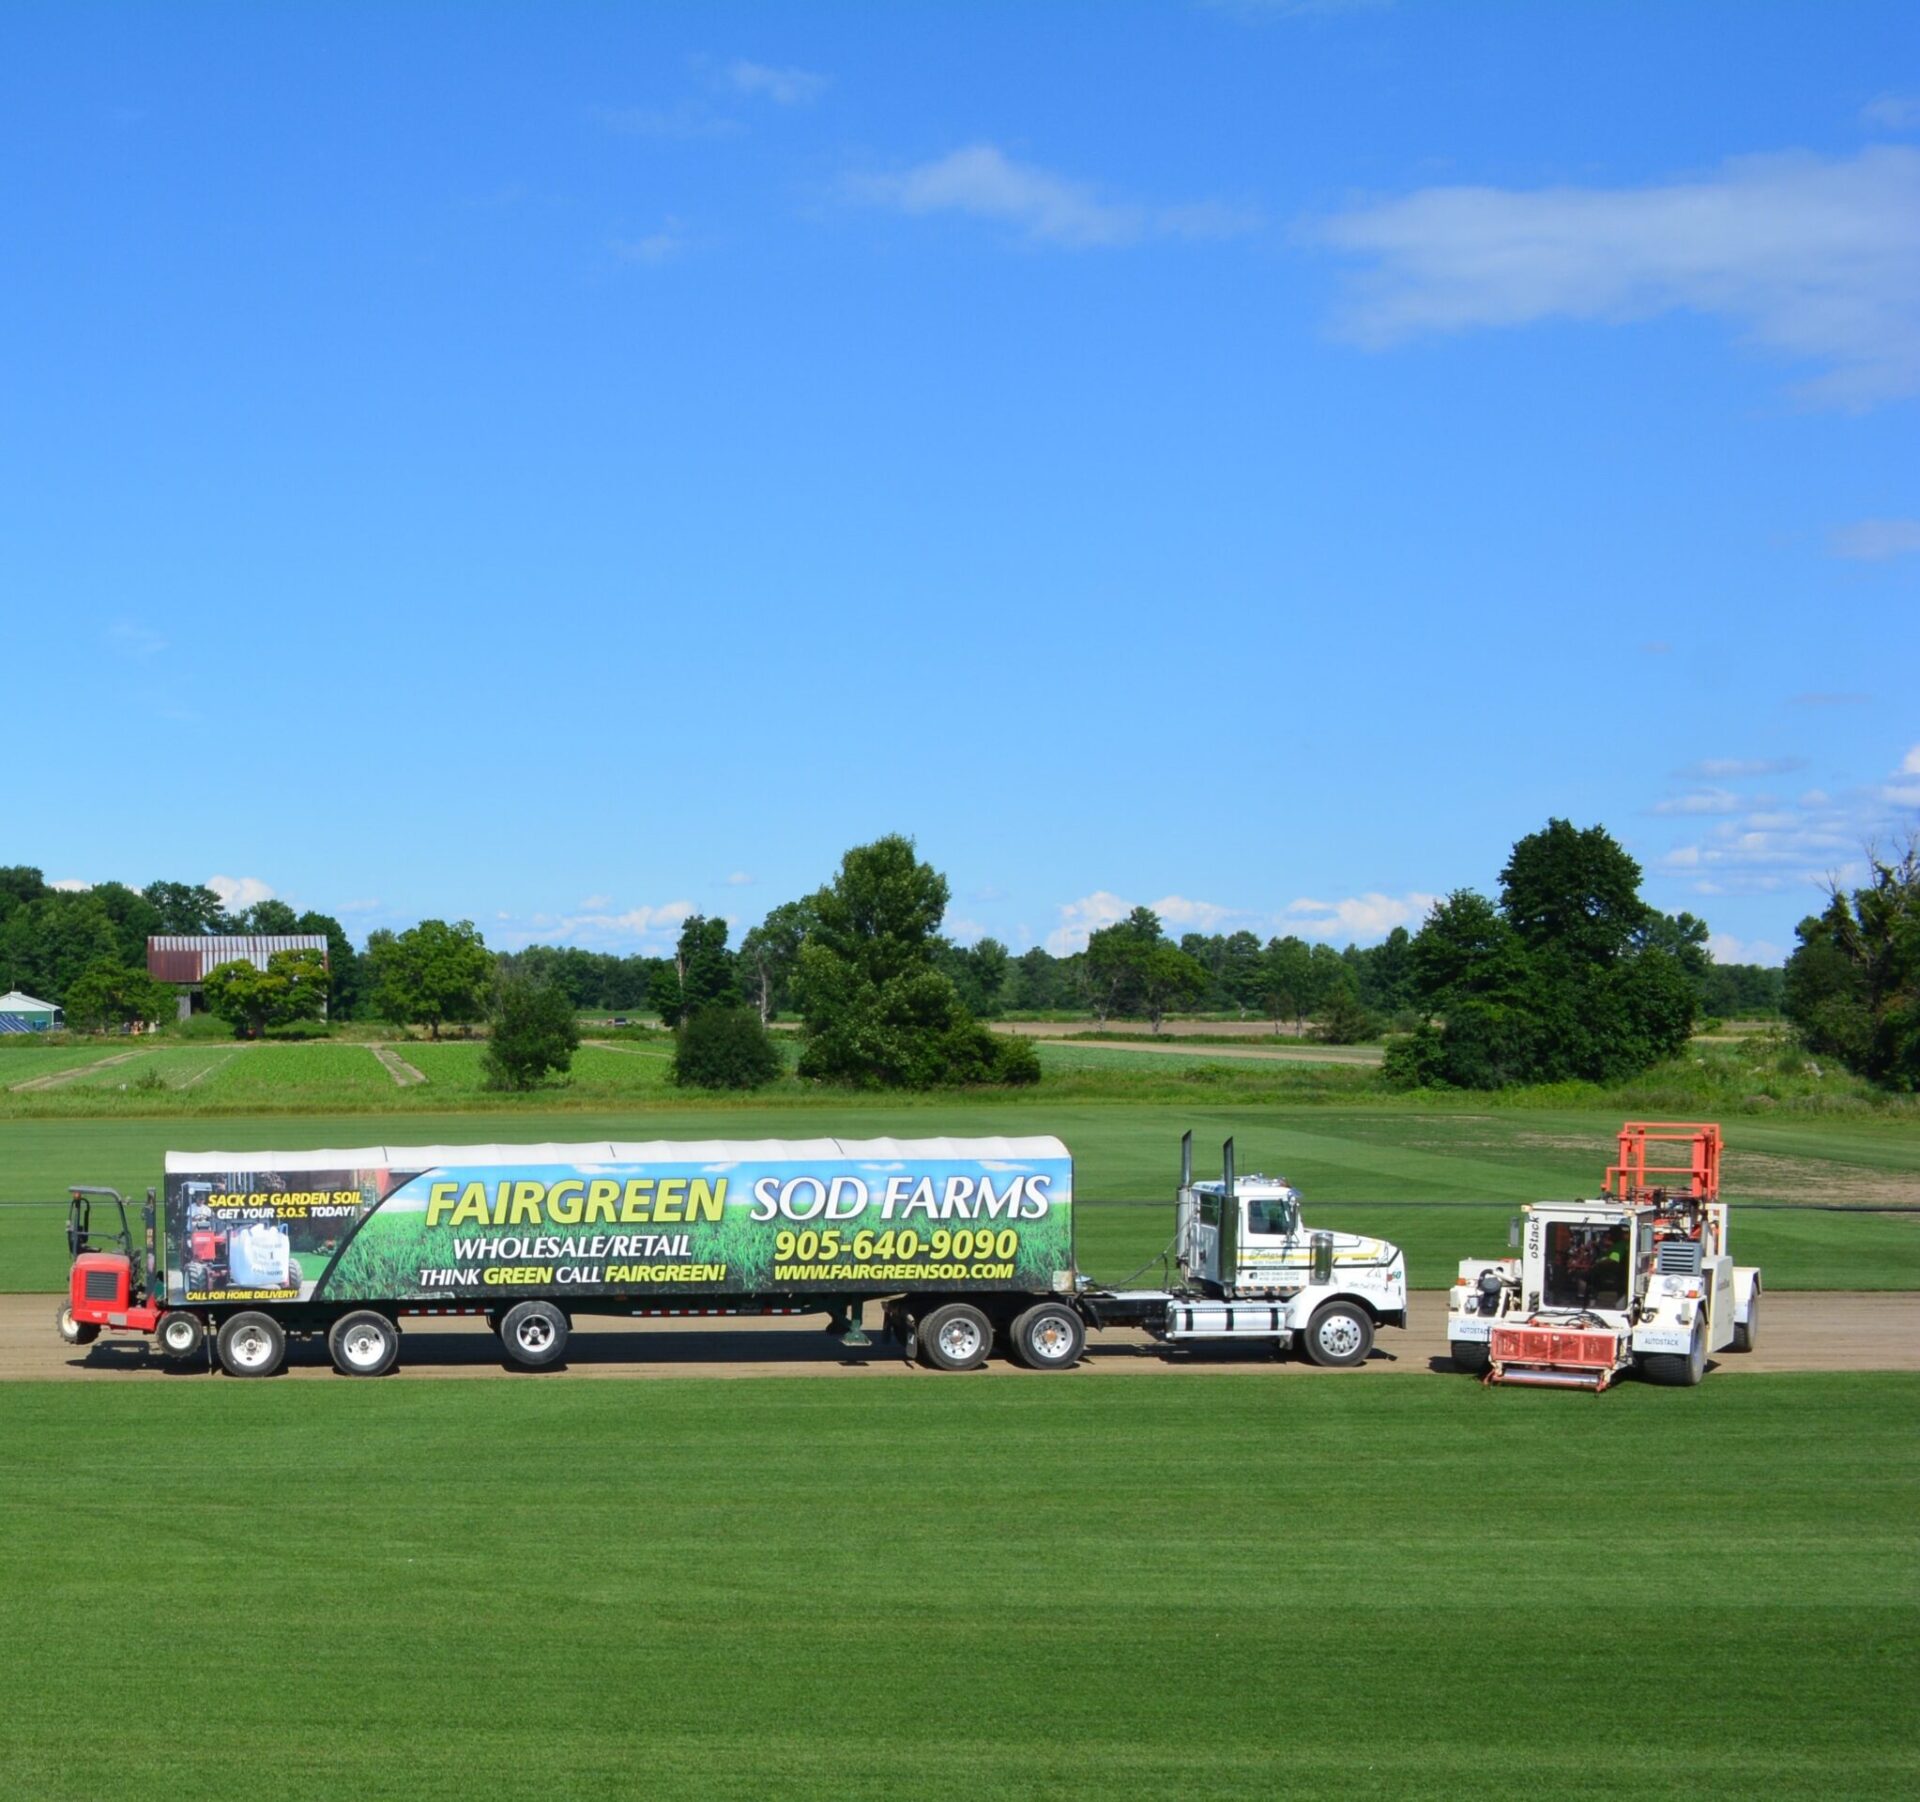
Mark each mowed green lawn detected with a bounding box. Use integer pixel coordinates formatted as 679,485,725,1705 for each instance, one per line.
2,1374,1912,1801
2,1104,1916,1291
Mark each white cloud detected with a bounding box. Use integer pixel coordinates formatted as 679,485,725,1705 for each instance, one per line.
849,144,1258,249
556,900,696,948
1651,788,1742,816
1830,517,1920,560
1676,756,1805,779
1707,931,1784,966
1281,891,1437,941
1047,891,1135,953
945,917,989,946
50,878,92,892
613,219,687,266
1863,94,1920,132
1903,747,1920,775
724,871,755,887
727,61,827,105
580,894,612,910
1313,147,1920,407
104,619,167,658
1151,895,1240,931
207,875,275,911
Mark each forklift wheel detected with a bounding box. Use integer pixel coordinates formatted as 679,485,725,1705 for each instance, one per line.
156,1311,206,1363
56,1304,100,1347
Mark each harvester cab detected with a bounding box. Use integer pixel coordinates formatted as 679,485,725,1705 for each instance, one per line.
60,1186,161,1347
1447,1123,1761,1392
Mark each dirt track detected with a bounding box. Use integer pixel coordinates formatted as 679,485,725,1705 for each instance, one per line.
6,1291,1913,1382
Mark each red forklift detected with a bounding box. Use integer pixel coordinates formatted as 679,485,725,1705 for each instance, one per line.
58,1186,206,1361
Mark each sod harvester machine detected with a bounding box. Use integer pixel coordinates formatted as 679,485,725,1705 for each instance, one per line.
1446,1122,1760,1391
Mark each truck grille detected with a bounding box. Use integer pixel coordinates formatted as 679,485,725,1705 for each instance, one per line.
82,1269,120,1300
1657,1241,1703,1275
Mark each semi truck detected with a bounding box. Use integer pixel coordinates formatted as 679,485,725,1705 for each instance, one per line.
1445,1121,1761,1391
57,1132,1407,1377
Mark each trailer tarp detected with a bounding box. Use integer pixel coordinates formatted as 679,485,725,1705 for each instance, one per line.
161,1138,1073,1307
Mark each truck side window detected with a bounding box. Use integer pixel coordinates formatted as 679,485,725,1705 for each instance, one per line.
1246,1198,1290,1236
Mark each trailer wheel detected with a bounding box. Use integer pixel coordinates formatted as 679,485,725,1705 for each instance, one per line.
328,1311,400,1377
216,1311,287,1378
499,1300,569,1369
1450,1341,1490,1375
1303,1301,1374,1368
1733,1294,1758,1353
1009,1303,1085,1370
156,1311,206,1363
918,1303,992,1372
56,1303,99,1346
1642,1320,1706,1387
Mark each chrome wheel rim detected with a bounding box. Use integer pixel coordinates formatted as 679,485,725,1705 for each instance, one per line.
516,1317,554,1354
1029,1316,1074,1362
937,1318,984,1361
1317,1315,1364,1360
163,1319,197,1353
230,1326,274,1370
343,1325,387,1369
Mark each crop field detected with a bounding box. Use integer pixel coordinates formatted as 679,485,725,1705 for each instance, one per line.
2,1373,1912,1801
2,1103,1915,1293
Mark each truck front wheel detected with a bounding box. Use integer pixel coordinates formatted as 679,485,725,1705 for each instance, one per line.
56,1303,100,1346
328,1311,400,1377
918,1303,992,1372
1009,1303,1085,1371
217,1311,287,1378
156,1311,206,1363
1303,1301,1374,1369
499,1301,569,1369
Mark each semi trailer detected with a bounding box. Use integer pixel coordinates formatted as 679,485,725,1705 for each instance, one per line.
57,1132,1407,1377
1446,1121,1761,1391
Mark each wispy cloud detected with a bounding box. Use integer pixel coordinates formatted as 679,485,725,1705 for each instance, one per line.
1707,930,1784,966
1830,517,1920,561
104,619,167,658
1045,887,1432,952
207,875,275,911
727,61,827,105
50,878,92,893
1651,788,1743,817
723,871,755,887
1281,892,1437,941
592,102,740,142
1675,757,1806,779
849,144,1259,249
1904,746,1920,776
612,219,688,266
1863,93,1920,132
1312,147,1920,407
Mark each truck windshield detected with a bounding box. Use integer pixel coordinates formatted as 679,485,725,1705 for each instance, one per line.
1543,1221,1630,1311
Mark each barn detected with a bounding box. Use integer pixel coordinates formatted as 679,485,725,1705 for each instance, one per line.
147,934,331,1021
0,989,63,1033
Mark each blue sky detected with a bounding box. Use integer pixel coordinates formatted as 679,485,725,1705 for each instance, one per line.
5,0,1916,965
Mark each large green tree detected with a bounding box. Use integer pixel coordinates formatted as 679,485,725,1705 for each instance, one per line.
1784,842,1919,1090
140,881,229,934
1387,819,1697,1089
482,974,580,1091
368,919,494,1038
738,899,816,1025
792,835,1038,1089
0,892,121,1002
63,959,174,1033
203,948,330,1038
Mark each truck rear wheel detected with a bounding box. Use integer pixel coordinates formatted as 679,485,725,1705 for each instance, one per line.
156,1311,206,1363
499,1300,569,1369
1009,1303,1085,1370
1450,1341,1490,1375
217,1311,287,1378
1733,1295,1758,1353
1642,1320,1706,1387
1303,1301,1374,1368
56,1303,100,1346
918,1303,992,1372
328,1311,400,1377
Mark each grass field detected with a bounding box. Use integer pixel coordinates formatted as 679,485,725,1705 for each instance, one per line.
3,1104,1915,1292
2,1373,1912,1800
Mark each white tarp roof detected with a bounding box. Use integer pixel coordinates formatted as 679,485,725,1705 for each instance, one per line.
165,1136,1070,1174
0,990,58,1013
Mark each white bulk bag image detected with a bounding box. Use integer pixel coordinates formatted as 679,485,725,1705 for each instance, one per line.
230,1222,292,1288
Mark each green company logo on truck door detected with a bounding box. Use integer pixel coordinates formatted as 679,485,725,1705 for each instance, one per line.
164,1151,1074,1304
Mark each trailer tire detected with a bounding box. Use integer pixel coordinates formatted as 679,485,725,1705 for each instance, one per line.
56,1303,100,1346
1009,1302,1086,1371
1733,1294,1758,1353
917,1303,992,1372
1450,1341,1490,1375
328,1311,400,1377
499,1300,569,1369
216,1311,287,1378
156,1311,206,1363
1642,1320,1706,1387
1303,1301,1374,1368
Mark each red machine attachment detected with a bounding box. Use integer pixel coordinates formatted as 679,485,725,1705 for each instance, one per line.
1488,1323,1624,1391
1605,1122,1721,1203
